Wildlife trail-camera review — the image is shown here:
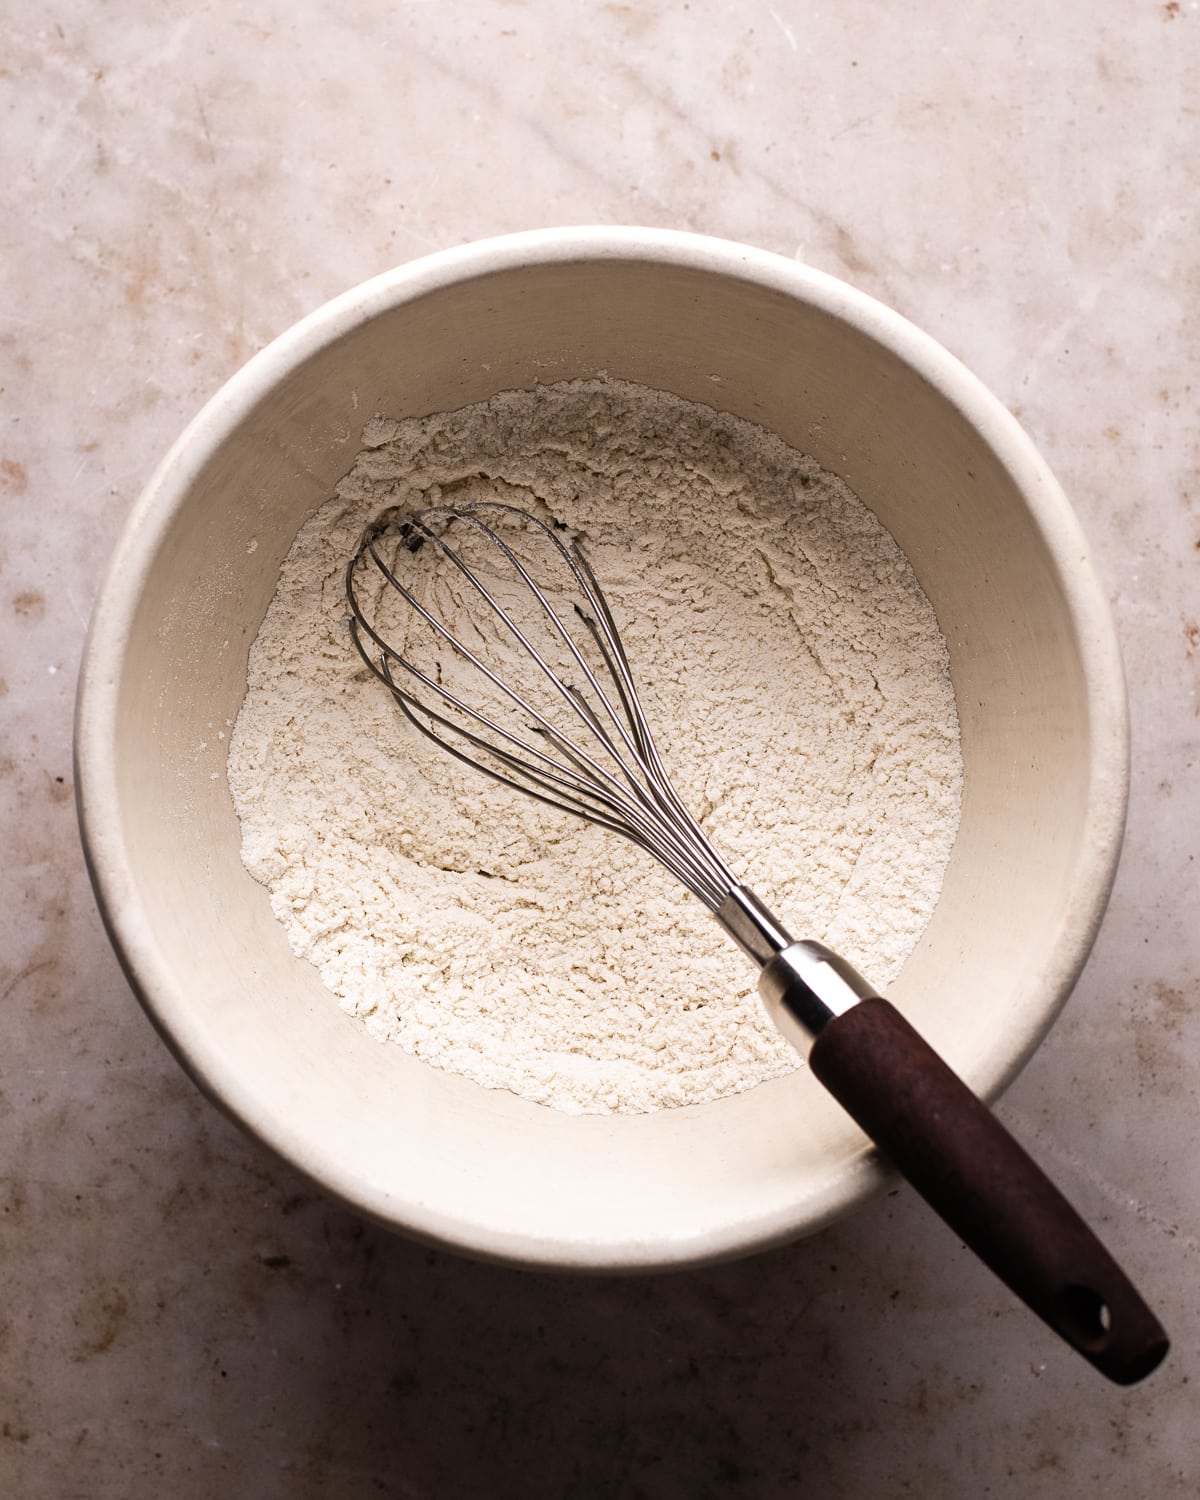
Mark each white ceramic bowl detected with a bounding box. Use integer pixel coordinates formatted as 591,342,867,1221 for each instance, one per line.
75,228,1127,1270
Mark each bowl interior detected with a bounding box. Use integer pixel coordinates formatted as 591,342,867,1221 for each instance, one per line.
78,238,1124,1268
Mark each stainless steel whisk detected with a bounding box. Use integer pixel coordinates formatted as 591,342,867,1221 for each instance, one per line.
346,499,1165,1384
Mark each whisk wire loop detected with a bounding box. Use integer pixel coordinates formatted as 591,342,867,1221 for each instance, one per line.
364,516,643,809
346,501,739,911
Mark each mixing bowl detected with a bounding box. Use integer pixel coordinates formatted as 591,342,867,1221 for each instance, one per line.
75,227,1128,1270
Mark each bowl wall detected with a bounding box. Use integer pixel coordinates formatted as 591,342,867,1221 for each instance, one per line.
76,229,1127,1268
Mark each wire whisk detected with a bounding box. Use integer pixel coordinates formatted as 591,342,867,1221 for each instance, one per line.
345,497,1166,1385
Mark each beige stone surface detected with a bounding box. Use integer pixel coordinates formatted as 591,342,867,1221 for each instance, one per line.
2,1,1197,1494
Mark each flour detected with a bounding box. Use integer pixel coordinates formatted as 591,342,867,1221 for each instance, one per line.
228,377,962,1115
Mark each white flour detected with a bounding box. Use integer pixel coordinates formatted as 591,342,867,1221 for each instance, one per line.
228,377,962,1114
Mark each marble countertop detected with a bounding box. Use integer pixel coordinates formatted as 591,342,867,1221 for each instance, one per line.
3,1,1197,1494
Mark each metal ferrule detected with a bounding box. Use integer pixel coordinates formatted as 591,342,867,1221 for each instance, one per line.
716,885,878,1051
759,940,879,1050
715,885,795,966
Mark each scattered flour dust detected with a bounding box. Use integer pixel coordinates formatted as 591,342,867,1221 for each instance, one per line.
227,377,962,1115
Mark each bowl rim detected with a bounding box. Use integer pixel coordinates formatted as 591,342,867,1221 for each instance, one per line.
74,226,1129,1270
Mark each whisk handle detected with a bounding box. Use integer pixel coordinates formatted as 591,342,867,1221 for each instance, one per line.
807,996,1168,1385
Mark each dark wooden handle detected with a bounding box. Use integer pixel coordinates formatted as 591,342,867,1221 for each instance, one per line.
808,997,1168,1384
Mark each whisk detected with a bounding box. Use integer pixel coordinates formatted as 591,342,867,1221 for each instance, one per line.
346,499,1166,1384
